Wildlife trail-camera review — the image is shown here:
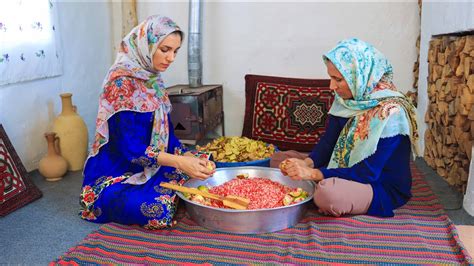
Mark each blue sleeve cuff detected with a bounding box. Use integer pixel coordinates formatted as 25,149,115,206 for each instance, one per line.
319,167,331,179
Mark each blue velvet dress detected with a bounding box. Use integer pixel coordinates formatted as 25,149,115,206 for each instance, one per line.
80,111,187,229
309,115,412,217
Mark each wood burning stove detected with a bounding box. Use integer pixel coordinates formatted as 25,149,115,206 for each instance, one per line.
167,84,224,144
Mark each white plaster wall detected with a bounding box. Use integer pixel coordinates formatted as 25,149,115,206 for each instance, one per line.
138,1,419,138
0,2,112,171
0,1,420,171
418,1,474,153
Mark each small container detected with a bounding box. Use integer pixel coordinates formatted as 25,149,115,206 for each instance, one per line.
38,132,68,181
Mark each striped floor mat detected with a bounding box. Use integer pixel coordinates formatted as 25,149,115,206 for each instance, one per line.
54,166,472,265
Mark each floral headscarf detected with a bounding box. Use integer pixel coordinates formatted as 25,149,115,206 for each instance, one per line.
86,15,183,182
323,38,419,168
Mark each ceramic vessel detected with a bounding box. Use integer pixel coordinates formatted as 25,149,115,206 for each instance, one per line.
38,132,68,181
52,93,88,171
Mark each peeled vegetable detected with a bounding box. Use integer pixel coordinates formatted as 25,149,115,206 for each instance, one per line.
282,194,294,206
206,161,215,170
282,187,309,206
280,160,289,175
197,136,275,163
197,185,209,192
289,187,303,197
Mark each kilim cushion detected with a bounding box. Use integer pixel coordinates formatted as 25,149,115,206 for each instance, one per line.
242,74,333,152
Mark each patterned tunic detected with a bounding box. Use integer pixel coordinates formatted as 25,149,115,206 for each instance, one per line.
80,111,187,229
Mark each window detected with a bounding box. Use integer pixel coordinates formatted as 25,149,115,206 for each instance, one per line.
0,0,62,85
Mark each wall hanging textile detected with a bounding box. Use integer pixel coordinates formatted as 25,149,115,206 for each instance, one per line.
242,74,333,152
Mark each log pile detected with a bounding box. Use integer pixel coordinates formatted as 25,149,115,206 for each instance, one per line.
424,35,474,193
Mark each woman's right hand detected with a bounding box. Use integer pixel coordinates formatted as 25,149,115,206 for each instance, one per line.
281,158,323,182
279,158,307,175
177,156,215,180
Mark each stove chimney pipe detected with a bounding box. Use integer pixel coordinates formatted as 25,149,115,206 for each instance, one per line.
188,0,203,88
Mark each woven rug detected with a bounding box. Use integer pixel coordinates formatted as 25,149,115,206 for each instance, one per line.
242,74,333,152
0,124,42,217
54,165,472,265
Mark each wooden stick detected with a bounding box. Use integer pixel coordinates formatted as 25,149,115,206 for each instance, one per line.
160,182,249,210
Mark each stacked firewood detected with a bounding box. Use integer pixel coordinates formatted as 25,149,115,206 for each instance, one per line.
424,35,474,192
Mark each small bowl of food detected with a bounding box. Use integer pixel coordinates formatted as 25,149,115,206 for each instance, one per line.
195,136,277,168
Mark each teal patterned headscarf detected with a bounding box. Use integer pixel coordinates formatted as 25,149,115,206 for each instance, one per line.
323,38,419,168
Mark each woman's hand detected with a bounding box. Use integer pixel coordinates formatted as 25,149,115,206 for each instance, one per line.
183,151,196,157
177,156,215,180
282,159,323,182
289,158,308,168
279,158,308,175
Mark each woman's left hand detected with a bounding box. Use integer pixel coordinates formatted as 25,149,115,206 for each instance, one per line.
177,156,215,180
183,151,216,170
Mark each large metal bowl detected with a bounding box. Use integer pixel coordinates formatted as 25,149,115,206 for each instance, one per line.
177,166,315,234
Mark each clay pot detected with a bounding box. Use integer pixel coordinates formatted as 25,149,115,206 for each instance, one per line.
38,132,68,181
52,93,88,171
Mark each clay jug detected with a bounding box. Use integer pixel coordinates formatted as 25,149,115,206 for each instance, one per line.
52,93,88,171
38,132,68,181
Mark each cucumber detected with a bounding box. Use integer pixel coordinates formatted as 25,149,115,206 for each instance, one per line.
282,194,294,206
197,185,209,192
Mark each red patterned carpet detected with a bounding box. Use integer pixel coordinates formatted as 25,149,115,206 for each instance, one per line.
54,165,472,265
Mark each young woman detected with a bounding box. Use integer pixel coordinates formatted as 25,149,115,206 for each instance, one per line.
274,38,419,217
79,15,215,229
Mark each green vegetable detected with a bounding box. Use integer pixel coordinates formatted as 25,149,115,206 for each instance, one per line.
301,191,309,198
191,194,205,203
282,194,294,206
293,196,305,203
197,185,209,192
289,188,303,197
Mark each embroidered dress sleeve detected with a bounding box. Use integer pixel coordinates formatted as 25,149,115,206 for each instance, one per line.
318,135,403,183
308,115,348,168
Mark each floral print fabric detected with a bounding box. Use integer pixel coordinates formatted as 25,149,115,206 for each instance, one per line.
80,15,185,229
323,38,419,168
81,111,188,229
87,15,183,184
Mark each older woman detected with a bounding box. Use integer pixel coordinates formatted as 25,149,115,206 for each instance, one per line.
79,15,215,229
274,38,418,217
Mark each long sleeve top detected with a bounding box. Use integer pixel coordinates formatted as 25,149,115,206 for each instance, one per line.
308,115,412,217
83,111,184,186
